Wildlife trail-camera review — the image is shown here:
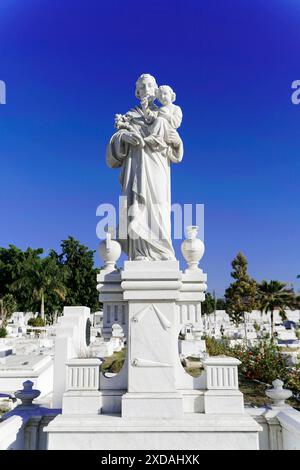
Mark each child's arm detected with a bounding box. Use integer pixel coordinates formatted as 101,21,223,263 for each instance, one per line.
169,105,183,129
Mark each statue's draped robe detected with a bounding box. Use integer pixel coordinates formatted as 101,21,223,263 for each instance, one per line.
106,104,183,261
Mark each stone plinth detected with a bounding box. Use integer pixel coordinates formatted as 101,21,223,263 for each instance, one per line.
45,413,261,450
62,358,102,415
120,261,183,418
203,356,244,414
97,269,127,339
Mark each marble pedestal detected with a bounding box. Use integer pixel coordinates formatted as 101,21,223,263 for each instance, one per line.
45,261,261,449
120,261,183,418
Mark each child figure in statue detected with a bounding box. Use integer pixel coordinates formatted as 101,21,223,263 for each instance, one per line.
143,85,183,160
156,85,183,130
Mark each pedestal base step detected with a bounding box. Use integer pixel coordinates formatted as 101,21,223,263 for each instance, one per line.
122,392,183,418
45,412,261,450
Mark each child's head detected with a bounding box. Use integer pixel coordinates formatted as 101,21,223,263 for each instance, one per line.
157,85,176,105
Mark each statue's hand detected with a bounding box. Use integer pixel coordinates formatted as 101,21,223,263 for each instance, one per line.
122,132,144,147
141,96,149,111
166,129,181,148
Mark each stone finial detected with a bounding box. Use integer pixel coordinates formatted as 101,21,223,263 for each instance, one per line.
265,379,292,407
181,226,205,272
98,227,121,272
14,380,41,407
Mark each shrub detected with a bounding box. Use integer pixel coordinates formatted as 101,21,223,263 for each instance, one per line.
231,339,288,385
0,404,10,416
101,348,126,374
204,336,300,397
205,336,230,356
285,365,300,396
27,317,46,327
0,326,7,338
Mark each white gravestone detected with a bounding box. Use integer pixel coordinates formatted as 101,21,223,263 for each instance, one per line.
52,306,91,408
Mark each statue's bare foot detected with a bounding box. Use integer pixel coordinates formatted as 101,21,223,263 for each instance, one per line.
134,255,149,261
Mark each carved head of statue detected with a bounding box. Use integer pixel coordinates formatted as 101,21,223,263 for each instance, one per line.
135,73,158,103
156,85,176,106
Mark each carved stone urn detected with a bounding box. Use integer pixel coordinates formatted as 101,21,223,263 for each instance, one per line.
181,225,205,272
265,379,292,407
14,380,40,407
99,228,121,272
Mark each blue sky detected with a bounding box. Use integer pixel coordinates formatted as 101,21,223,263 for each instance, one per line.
0,0,299,296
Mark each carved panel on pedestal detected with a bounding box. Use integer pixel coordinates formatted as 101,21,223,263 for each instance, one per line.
130,304,173,368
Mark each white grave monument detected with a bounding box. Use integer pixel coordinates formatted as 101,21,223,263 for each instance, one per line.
45,74,261,449
52,306,92,408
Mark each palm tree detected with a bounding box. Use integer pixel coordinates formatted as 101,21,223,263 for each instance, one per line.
13,256,67,321
258,280,296,337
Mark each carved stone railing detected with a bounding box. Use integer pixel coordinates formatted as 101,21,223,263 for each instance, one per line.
63,358,102,415
66,358,101,391
203,356,240,390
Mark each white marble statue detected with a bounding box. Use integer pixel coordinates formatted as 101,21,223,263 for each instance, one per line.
106,73,184,261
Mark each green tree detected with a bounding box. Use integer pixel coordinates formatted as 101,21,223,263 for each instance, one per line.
216,298,226,310
258,280,296,337
44,250,70,323
0,293,17,326
0,245,25,298
0,245,43,310
0,327,7,338
225,252,258,338
12,256,67,321
202,292,215,315
55,237,99,311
